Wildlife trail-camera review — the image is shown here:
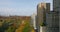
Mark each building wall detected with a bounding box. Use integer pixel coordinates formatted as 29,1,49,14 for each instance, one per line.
53,0,60,32
46,11,59,32
37,3,50,32
31,13,37,29
53,0,60,12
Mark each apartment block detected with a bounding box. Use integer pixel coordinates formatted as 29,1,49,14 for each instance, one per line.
37,3,50,32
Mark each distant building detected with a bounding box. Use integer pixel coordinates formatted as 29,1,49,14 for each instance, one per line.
31,13,37,29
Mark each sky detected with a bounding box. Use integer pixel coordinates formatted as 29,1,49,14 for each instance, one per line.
0,0,52,16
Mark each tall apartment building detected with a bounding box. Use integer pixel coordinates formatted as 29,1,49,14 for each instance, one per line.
31,13,38,32
31,13,37,29
46,11,59,32
53,0,60,32
37,3,50,32
53,0,60,12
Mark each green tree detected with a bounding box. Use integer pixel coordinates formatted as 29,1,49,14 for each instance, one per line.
22,25,30,32
5,25,16,32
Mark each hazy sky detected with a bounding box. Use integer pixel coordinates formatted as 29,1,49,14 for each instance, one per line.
0,0,52,16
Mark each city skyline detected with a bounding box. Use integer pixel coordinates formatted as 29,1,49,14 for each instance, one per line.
0,0,52,16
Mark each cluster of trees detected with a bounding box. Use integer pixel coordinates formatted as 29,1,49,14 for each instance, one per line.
0,19,35,32
0,19,17,32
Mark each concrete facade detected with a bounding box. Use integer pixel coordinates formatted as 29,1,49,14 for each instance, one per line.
53,0,60,32
37,3,50,32
46,11,59,32
31,13,37,29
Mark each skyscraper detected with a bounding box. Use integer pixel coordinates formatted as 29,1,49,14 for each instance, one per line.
46,11,59,32
53,0,60,12
53,0,60,32
37,3,50,32
31,13,37,29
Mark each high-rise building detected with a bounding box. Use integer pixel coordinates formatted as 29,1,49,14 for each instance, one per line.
53,0,60,12
31,13,37,29
46,11,59,32
37,3,50,32
53,0,60,32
